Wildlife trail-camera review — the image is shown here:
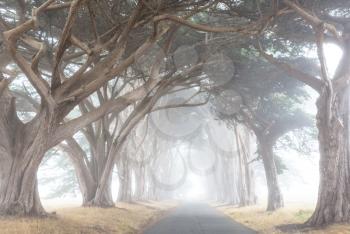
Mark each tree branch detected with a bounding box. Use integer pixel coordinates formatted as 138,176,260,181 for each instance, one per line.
52,0,86,90
0,78,9,97
3,0,56,107
154,14,265,34
257,41,323,92
50,78,161,147
283,0,341,41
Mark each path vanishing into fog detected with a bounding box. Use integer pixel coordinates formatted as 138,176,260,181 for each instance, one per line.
143,203,257,234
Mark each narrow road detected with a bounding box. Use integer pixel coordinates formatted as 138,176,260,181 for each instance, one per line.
143,203,257,234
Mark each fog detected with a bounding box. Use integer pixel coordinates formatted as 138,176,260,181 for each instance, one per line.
36,43,343,208
2,1,350,233
38,102,320,205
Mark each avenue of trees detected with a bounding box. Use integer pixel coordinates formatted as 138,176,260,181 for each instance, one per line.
1,0,350,228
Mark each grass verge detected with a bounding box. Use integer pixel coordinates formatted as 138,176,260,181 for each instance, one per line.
0,201,175,234
217,203,350,234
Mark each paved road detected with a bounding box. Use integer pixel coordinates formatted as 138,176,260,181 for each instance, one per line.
143,203,257,234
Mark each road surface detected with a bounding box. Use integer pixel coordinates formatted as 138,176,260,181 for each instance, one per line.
143,203,257,234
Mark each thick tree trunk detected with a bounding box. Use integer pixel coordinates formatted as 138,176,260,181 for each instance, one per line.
82,169,114,207
0,94,49,216
0,158,45,216
87,183,114,207
79,167,114,207
259,140,284,211
306,91,350,226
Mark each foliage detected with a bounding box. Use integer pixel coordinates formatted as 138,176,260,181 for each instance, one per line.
39,149,79,199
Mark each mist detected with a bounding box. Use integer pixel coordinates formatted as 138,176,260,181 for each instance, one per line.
1,1,350,234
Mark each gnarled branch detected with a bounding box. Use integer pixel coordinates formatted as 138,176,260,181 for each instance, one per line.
257,41,323,92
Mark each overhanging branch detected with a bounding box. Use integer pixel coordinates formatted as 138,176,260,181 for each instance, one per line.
257,41,323,92
154,14,265,35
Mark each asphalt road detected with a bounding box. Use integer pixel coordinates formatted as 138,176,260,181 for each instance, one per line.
143,203,257,234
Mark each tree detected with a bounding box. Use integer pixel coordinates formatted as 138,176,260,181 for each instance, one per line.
0,0,220,216
209,123,257,206
211,53,313,211
1,0,272,215
258,0,350,225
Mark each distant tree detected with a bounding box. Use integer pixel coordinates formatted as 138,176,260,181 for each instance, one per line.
211,54,313,211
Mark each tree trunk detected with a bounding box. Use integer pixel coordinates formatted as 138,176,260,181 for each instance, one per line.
80,168,114,207
306,90,350,226
87,182,114,207
117,158,133,202
0,158,45,216
0,94,49,216
242,131,257,205
93,93,166,204
82,170,113,207
65,136,114,207
67,152,96,205
235,125,256,206
259,139,284,211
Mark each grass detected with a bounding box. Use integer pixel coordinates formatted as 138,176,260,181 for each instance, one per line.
0,201,175,234
217,203,350,234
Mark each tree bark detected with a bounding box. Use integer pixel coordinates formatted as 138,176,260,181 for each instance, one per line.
0,93,49,216
86,177,114,207
306,90,350,226
93,94,162,204
0,159,45,216
259,139,284,211
64,137,114,207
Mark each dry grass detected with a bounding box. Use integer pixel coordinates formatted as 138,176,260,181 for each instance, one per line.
0,201,175,234
217,203,350,234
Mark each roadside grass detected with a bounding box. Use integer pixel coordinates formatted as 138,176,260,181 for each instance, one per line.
0,201,175,234
217,203,350,234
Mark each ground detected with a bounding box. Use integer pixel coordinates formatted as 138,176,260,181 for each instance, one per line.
218,203,350,234
3,201,350,234
143,203,256,234
0,201,175,234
